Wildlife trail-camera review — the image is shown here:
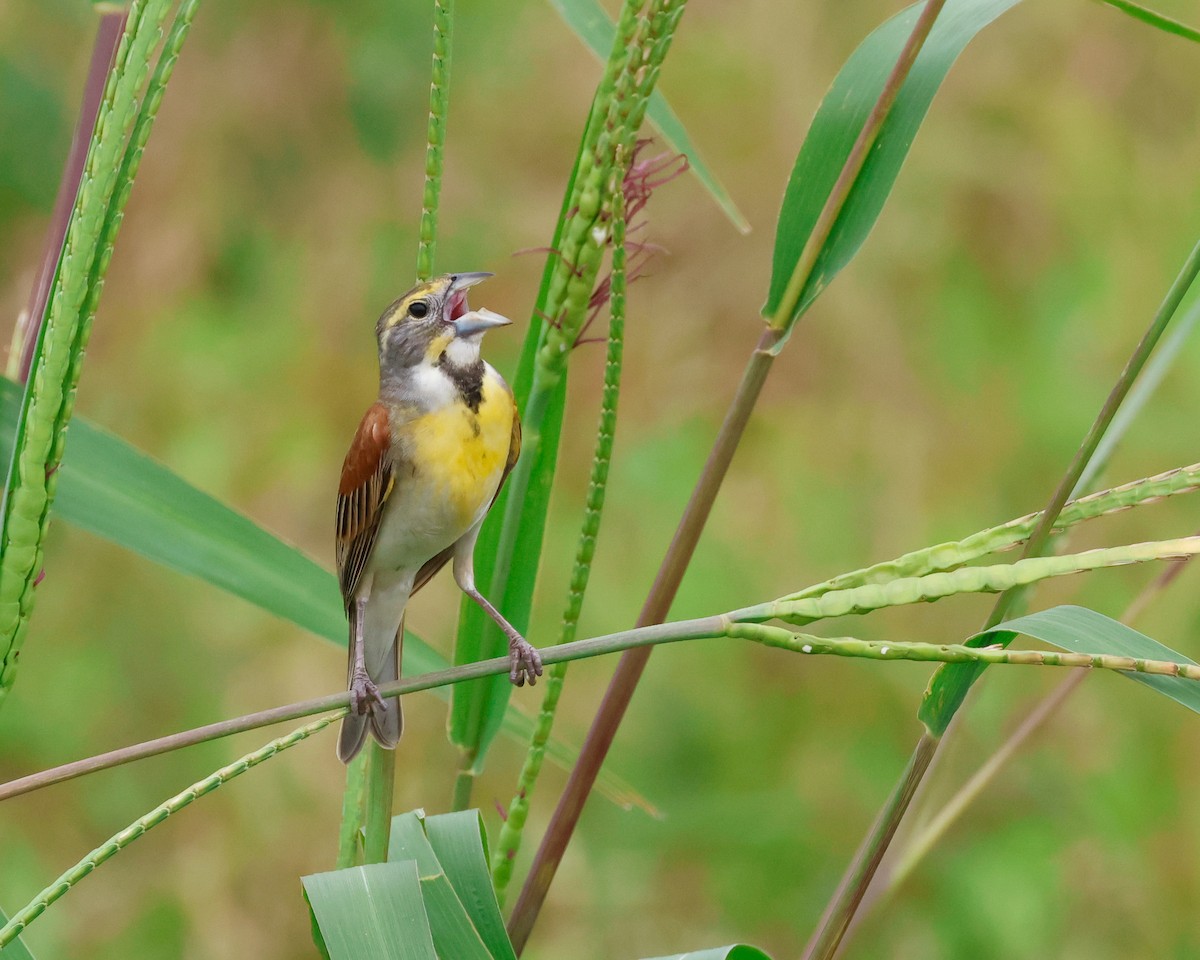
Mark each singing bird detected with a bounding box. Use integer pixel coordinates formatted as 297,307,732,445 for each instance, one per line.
335,272,542,763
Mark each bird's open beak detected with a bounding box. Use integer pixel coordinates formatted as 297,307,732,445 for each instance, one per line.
444,272,493,323
453,307,512,339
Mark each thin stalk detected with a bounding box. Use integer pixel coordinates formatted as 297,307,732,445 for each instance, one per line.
335,753,368,868
506,1,950,949
0,714,336,948
363,742,395,863
16,9,126,383
801,734,940,960
492,155,631,902
804,227,1200,960
451,747,476,812
5,610,1200,807
415,0,452,282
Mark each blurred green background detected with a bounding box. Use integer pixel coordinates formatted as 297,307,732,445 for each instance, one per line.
3,0,1200,957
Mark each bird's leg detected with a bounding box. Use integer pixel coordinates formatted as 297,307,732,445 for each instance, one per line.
348,596,385,714
464,586,543,686
453,546,542,686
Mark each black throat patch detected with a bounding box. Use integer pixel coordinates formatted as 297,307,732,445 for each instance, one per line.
437,353,485,413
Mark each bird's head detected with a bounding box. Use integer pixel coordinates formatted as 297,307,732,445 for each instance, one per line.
376,272,511,370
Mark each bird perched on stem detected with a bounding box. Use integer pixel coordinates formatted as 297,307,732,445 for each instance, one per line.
335,272,542,763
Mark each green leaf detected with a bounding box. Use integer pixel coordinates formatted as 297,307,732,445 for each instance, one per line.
920,605,1200,734
423,812,516,960
764,0,1024,327
641,947,774,960
547,0,750,233
1096,0,1200,43
0,905,37,960
387,812,493,960
302,861,438,960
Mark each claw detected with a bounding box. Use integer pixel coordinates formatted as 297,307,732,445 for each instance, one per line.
349,671,382,715
508,638,543,688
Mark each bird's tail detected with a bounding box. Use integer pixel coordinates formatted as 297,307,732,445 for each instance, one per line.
337,618,404,763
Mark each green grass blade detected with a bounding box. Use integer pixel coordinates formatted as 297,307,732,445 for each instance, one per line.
387,812,493,960
764,0,1024,328
547,0,747,232
423,811,516,960
0,0,174,706
303,860,438,960
0,907,36,960
641,948,773,960
920,605,1200,732
1096,0,1200,42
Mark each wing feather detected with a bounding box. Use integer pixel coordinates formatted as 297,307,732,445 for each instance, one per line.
336,403,395,604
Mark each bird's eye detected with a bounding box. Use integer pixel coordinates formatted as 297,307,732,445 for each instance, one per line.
408,300,430,319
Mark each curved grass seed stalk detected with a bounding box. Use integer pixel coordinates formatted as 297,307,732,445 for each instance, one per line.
790,460,1200,600
451,0,686,797
726,623,1200,679
0,0,179,705
0,713,338,949
415,0,453,282
490,154,630,902
732,537,1200,625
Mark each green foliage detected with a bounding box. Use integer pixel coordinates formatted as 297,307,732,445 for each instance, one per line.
920,605,1200,733
1096,0,1200,43
764,0,1024,332
548,0,748,232
756,537,1200,624
0,906,36,960
304,861,439,960
308,810,512,960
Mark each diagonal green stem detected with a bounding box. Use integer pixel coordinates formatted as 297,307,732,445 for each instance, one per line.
506,1,951,950
0,714,336,948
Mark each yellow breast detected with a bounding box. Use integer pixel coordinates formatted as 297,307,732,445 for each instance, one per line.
407,375,514,529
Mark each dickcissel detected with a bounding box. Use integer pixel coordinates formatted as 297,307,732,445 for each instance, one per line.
335,272,542,763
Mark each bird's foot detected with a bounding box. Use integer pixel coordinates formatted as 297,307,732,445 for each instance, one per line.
508,637,543,687
349,670,385,715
